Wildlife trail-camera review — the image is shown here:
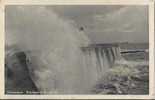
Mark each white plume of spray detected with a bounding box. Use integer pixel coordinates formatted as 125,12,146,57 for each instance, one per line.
6,6,91,94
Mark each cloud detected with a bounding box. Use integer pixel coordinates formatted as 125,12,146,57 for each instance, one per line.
54,5,148,43
89,6,148,43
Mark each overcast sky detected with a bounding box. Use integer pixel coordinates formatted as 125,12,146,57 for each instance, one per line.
51,5,149,43
6,5,149,44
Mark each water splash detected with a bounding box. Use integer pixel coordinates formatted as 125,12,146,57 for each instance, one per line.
82,44,122,88
6,6,123,94
6,6,90,94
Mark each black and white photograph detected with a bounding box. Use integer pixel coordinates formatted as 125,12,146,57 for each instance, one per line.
5,5,150,95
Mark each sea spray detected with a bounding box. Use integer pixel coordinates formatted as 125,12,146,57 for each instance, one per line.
5,6,90,94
